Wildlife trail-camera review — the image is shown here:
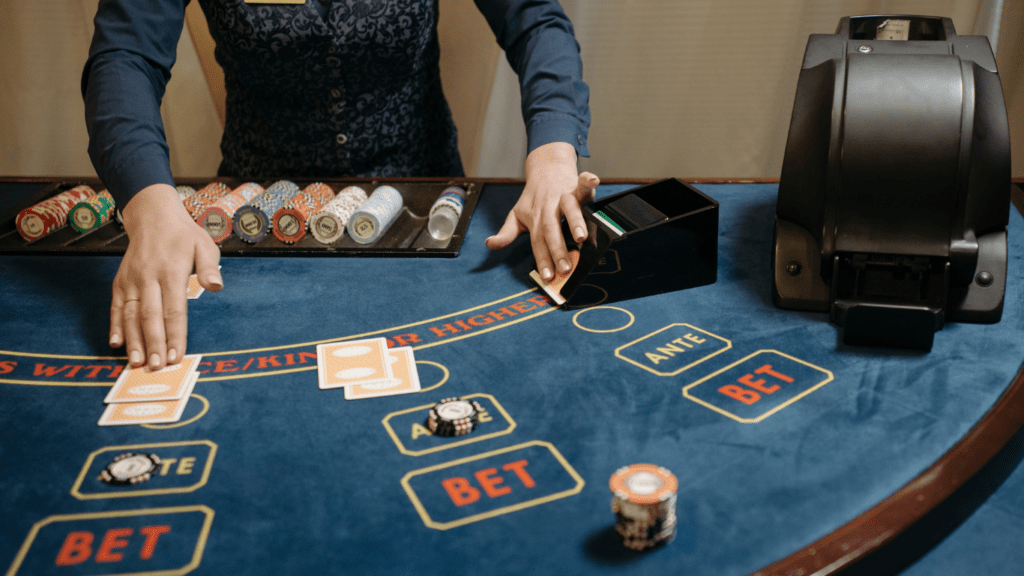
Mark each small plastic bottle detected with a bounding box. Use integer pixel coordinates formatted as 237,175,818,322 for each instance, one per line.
428,186,466,241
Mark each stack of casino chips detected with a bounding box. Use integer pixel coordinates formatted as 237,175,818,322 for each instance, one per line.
183,181,231,221
609,464,678,551
176,185,197,202
98,452,161,486
15,184,96,241
427,397,483,437
347,185,404,245
69,189,116,233
198,181,264,242
310,185,369,244
233,180,301,243
273,182,335,244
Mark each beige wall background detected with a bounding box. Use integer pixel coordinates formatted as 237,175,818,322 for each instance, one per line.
0,0,1021,181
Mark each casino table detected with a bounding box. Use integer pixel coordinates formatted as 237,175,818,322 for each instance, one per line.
2,177,1024,576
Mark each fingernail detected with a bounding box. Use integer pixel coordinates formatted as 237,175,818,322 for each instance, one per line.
558,259,571,273
542,267,552,280
129,350,141,366
150,354,162,369
574,227,585,241
110,334,121,347
210,275,224,290
167,348,177,364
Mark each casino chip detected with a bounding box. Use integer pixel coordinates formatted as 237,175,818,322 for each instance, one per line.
427,397,484,437
198,182,264,243
609,464,678,550
98,452,161,486
70,190,116,233
273,182,335,244
310,185,368,244
233,180,302,243
15,185,95,241
346,185,403,244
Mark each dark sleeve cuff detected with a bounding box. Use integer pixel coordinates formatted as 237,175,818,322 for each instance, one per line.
103,145,177,209
526,112,590,158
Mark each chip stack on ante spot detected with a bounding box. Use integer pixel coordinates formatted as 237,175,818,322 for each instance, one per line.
529,249,580,306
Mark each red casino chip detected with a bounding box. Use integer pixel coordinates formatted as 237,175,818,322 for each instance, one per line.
15,185,95,241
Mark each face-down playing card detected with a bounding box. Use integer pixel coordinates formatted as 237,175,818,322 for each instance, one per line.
317,337,395,390
344,346,422,400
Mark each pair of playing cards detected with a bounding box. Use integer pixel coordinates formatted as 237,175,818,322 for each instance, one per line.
98,355,203,426
316,338,421,400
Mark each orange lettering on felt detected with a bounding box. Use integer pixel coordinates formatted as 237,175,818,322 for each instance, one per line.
756,364,794,383
55,531,93,566
474,468,511,498
442,477,480,506
139,525,171,560
719,384,760,405
502,460,536,488
95,528,133,563
487,307,517,321
213,360,238,373
257,356,282,368
298,352,318,364
429,324,460,338
33,363,70,377
528,295,551,307
0,360,16,375
467,315,495,326
107,364,125,379
739,374,779,394
391,333,422,346
83,365,108,378
510,301,537,313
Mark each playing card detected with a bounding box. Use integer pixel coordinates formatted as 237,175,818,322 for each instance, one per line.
344,346,421,400
98,372,198,426
317,337,394,390
104,354,203,403
186,266,222,299
529,249,580,306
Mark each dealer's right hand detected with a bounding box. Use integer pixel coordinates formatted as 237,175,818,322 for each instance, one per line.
110,183,222,370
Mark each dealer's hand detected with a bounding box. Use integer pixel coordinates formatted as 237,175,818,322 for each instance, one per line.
110,183,222,370
485,141,599,279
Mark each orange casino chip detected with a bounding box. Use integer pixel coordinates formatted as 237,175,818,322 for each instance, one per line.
608,463,678,505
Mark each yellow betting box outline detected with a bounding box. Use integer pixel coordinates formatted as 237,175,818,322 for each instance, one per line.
682,349,834,423
382,393,515,456
4,505,215,576
615,323,732,376
400,440,585,530
71,440,217,500
0,288,556,387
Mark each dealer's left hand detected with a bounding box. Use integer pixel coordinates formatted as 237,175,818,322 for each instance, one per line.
485,141,600,280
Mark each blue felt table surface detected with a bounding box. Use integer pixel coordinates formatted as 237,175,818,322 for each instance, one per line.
0,182,1022,575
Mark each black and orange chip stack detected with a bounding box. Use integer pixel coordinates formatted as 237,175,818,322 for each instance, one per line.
183,181,231,221
15,185,96,241
273,182,335,244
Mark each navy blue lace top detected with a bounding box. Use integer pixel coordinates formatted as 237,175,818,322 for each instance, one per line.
83,0,591,207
